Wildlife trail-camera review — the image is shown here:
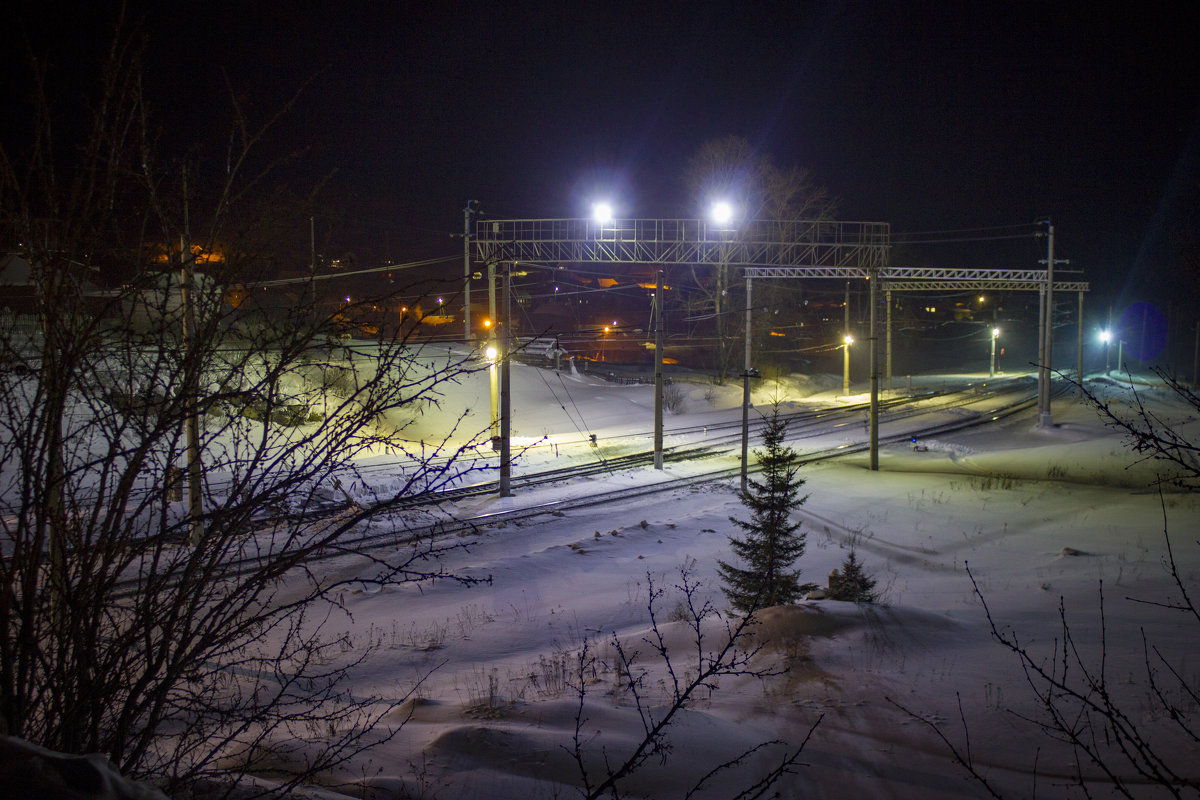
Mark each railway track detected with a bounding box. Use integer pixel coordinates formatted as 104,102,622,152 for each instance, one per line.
107,375,1051,592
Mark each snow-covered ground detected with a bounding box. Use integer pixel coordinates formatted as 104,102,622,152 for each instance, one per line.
273,357,1200,798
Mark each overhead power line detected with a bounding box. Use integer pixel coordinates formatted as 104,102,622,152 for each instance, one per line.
249,255,458,287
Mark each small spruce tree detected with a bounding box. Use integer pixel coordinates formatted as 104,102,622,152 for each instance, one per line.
718,405,808,613
828,550,878,603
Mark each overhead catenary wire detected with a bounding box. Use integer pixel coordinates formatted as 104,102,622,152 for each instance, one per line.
248,255,459,287
513,291,613,473
890,232,1039,246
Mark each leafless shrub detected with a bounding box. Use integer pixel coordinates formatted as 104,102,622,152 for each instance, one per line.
0,16,488,798
891,499,1200,797
1076,367,1200,489
567,564,821,799
662,380,685,413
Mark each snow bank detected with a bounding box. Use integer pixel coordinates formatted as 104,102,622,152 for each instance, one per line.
0,737,167,800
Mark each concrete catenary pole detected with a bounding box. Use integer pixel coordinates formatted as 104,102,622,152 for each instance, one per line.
499,263,512,497
885,288,893,393
463,201,474,343
843,281,851,395
654,269,664,470
740,275,753,492
869,270,879,471
1076,290,1084,399
1038,221,1056,427
488,259,498,444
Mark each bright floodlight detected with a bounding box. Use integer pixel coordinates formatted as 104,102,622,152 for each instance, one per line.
844,334,854,346
1099,329,1112,343
992,327,1000,338
710,200,734,226
485,345,498,361
592,202,613,224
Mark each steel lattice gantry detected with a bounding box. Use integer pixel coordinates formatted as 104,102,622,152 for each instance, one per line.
744,266,1092,468
744,265,1087,292
472,217,891,493
469,217,1087,487
474,218,891,269
740,268,1091,381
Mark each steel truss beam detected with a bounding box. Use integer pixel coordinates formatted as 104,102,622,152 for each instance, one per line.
474,218,890,269
744,266,1088,292
883,280,1090,292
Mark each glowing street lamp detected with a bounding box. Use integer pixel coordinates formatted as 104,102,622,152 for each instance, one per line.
710,200,735,227
1100,329,1125,375
592,202,613,225
842,334,854,395
990,327,1000,377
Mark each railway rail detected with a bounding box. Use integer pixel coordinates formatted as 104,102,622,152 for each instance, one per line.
107,374,1058,594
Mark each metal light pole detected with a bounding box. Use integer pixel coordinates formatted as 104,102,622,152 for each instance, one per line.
842,335,853,395
990,327,1000,377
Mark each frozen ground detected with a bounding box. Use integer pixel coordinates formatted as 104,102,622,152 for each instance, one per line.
271,358,1200,798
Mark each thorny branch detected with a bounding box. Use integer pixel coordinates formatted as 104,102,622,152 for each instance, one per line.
567,564,811,799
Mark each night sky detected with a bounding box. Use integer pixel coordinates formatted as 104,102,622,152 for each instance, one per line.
7,1,1200,301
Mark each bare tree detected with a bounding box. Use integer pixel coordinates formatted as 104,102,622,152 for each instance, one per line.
1,14,488,797
679,136,836,382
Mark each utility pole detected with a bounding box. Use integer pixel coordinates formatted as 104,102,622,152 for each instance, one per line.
868,270,878,471
499,263,513,496
1038,220,1068,427
488,259,499,445
885,288,893,393
990,327,999,377
843,281,851,395
463,200,475,343
1076,291,1084,399
654,269,664,470
740,275,757,492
